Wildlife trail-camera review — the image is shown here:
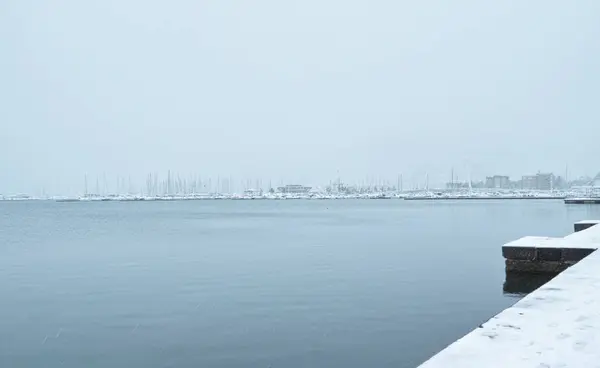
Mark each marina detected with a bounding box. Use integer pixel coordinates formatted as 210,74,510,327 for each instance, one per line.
2,189,599,203
3,171,600,204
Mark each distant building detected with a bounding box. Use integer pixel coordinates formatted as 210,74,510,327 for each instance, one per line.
536,173,554,190
521,175,537,190
277,184,312,194
485,175,510,189
521,173,555,190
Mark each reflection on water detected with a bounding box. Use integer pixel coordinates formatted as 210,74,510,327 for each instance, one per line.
503,272,557,296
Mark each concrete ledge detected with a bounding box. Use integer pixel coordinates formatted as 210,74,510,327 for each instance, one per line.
502,245,537,261
574,220,600,232
502,235,597,273
562,247,596,261
536,247,562,261
418,221,600,367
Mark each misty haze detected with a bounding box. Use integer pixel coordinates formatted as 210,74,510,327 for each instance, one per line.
2,1,600,368
2,1,600,196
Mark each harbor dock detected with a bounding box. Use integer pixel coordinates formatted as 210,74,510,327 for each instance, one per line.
565,198,600,204
418,221,600,367
405,196,565,201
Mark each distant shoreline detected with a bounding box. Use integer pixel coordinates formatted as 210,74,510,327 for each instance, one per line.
404,196,565,201
0,196,572,202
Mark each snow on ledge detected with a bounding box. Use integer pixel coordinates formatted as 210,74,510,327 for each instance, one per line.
419,224,600,367
503,236,574,249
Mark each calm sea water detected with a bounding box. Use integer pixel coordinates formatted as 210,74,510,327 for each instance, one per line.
1,200,600,368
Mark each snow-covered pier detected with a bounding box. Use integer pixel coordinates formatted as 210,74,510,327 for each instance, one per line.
502,221,600,274
418,221,600,367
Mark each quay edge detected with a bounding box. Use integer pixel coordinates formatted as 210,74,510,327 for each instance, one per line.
418,220,600,368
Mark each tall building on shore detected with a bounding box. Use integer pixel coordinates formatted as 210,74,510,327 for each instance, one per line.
521,173,555,190
536,173,554,190
521,175,537,189
485,175,510,189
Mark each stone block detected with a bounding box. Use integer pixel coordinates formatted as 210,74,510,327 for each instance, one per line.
562,248,596,262
536,247,562,262
574,221,600,232
502,246,536,261
505,259,569,274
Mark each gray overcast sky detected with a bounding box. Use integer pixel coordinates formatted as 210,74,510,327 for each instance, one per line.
2,1,599,194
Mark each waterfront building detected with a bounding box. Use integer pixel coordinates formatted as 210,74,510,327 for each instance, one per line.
277,185,312,194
